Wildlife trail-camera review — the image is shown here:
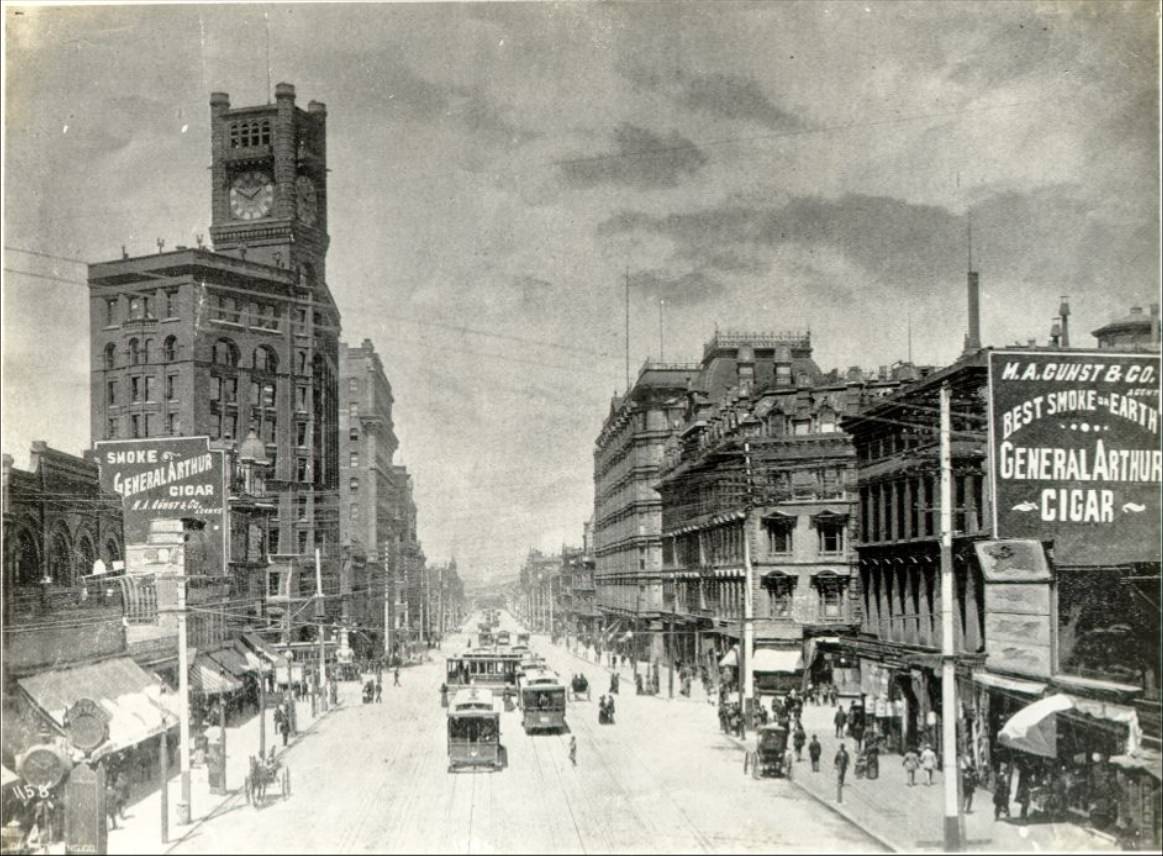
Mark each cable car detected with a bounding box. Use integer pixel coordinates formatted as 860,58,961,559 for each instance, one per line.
520,680,567,734
447,688,506,772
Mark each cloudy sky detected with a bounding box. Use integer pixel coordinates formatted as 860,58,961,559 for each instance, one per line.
3,1,1158,580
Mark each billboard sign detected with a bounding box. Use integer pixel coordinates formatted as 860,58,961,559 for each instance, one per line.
95,437,228,573
988,350,1161,565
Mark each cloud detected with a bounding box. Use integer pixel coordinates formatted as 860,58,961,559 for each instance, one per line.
557,123,708,189
629,268,726,307
624,65,802,130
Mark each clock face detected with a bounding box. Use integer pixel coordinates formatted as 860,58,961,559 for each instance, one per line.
296,175,318,226
230,171,274,221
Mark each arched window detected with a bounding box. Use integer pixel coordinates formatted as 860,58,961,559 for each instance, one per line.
104,343,117,370
128,338,141,365
213,338,239,367
253,346,278,374
76,533,97,577
104,538,121,564
163,336,177,362
47,524,73,587
13,529,40,586
142,339,153,365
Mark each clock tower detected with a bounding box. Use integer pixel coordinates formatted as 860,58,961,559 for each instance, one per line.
209,83,329,285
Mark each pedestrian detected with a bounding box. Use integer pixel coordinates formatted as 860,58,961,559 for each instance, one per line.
393,666,400,686
375,676,383,703
105,781,121,830
1015,767,1032,823
834,743,850,801
793,725,806,761
920,743,938,786
808,735,822,771
114,768,130,820
278,709,291,747
962,758,978,813
833,705,847,738
993,763,1012,820
902,746,920,786
569,736,577,767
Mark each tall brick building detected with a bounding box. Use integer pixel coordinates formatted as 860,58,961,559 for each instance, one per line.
87,84,343,628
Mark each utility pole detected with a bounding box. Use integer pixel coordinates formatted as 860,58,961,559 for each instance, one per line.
176,574,192,825
159,717,169,844
668,571,676,699
438,564,445,639
315,547,328,713
940,384,963,850
740,440,756,736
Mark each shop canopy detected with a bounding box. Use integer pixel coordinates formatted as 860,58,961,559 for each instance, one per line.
190,655,243,696
751,648,804,674
719,647,739,668
1000,693,1144,759
17,657,174,760
972,671,1047,697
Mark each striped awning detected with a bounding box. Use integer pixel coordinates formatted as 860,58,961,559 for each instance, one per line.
190,656,243,696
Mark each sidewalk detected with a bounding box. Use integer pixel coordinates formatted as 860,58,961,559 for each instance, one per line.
744,701,1120,853
107,685,353,855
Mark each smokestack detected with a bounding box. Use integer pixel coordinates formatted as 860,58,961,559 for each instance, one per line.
966,270,981,352
1058,296,1071,348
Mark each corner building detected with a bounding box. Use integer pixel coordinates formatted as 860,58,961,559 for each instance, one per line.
88,84,343,624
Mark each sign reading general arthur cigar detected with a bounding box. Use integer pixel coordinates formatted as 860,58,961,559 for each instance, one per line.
988,350,1161,565
95,436,227,573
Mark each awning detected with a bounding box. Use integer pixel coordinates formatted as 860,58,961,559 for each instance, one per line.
751,648,804,674
972,671,1047,697
1109,748,1163,782
237,648,271,675
719,647,739,668
206,647,250,678
240,632,281,663
17,657,174,759
999,693,1144,759
190,655,243,696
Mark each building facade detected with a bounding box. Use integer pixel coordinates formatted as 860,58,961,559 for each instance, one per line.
593,361,693,660
656,331,909,689
87,84,343,632
339,339,400,659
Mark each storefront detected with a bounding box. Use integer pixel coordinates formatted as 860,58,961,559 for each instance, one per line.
751,647,803,698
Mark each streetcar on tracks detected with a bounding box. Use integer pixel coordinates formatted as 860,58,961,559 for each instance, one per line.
447,688,506,772
520,679,567,734
446,649,522,689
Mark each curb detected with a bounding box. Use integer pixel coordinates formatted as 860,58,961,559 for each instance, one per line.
162,701,340,853
720,731,902,853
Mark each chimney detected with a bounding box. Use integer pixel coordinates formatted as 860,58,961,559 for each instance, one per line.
1050,319,1062,348
1058,296,1070,348
965,270,981,352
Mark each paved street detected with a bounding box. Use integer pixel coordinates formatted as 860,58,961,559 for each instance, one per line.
161,614,880,854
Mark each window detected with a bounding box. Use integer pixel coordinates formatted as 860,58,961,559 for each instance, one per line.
297,495,309,521
210,376,222,403
131,414,142,438
793,420,811,436
253,304,279,331
348,378,359,395
103,343,116,369
350,451,359,468
820,585,843,619
143,414,153,437
128,338,141,365
349,476,359,492
266,447,277,471
213,338,239,367
222,412,237,439
818,521,843,555
296,458,309,482
131,376,142,402
294,310,308,336
229,118,271,149
298,530,310,555
296,422,308,447
145,376,156,402
253,346,278,373
167,412,180,436
349,403,358,419
106,416,118,439
296,350,308,375
223,377,238,403
105,299,118,326
261,416,277,444
267,526,280,556
349,427,359,442
106,380,117,405
128,297,143,320
296,387,309,411
350,502,359,523
262,383,276,408
767,577,795,618
165,290,178,319
819,411,837,434
163,336,177,362
765,518,793,554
